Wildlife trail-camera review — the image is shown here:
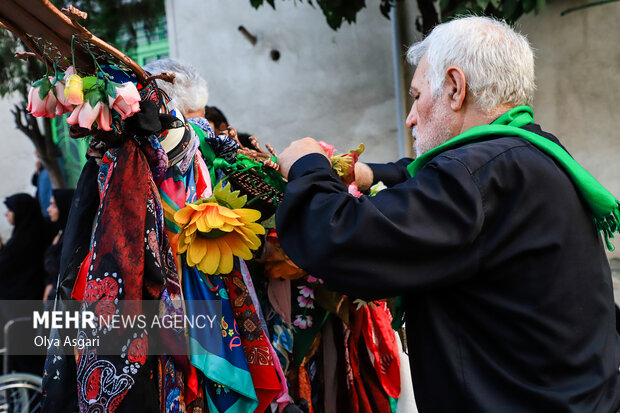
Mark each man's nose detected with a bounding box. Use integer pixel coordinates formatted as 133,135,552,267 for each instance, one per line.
405,106,417,129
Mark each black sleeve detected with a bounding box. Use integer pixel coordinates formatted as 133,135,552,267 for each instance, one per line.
275,153,484,300
367,158,414,187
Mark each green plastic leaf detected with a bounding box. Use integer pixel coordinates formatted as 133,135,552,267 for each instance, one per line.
86,89,103,108
37,78,52,100
32,77,47,88
106,82,117,99
82,76,98,91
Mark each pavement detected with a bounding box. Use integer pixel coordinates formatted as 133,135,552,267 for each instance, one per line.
612,259,620,305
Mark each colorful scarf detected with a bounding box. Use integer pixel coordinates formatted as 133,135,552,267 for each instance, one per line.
407,105,620,250
344,304,393,413
182,264,258,413
223,265,282,412
188,117,239,164
74,139,177,412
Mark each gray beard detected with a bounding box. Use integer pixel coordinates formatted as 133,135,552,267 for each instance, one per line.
412,125,453,157
412,102,454,157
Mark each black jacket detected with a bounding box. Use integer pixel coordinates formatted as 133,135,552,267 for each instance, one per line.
275,124,620,412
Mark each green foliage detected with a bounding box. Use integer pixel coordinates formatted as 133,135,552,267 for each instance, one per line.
0,0,165,189
440,0,546,23
249,0,546,32
249,0,396,30
0,0,165,99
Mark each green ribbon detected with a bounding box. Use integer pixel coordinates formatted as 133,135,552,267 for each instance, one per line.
190,122,218,185
392,106,620,331
189,123,286,197
407,105,619,250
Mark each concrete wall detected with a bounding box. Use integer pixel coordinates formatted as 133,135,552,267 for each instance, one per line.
394,2,620,257
518,0,620,257
1,0,618,255
0,95,38,243
165,0,401,162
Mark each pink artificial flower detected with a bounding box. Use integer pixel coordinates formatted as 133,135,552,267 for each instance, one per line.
67,101,102,130
98,103,112,131
318,141,335,158
297,295,314,309
293,315,313,329
297,285,314,299
348,183,363,198
305,275,324,284
54,81,72,116
27,84,57,118
109,82,141,119
65,65,76,77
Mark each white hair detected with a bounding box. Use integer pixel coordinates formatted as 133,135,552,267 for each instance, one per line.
143,58,208,113
406,16,535,112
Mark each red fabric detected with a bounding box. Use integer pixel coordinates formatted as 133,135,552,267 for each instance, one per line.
71,252,91,301
361,303,401,398
223,268,281,413
346,304,392,413
75,140,167,412
185,365,199,406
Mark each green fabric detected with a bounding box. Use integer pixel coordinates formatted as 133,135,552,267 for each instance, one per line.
189,122,218,185
389,396,398,413
391,296,405,330
189,337,259,413
392,105,620,331
234,154,287,194
406,105,620,250
188,123,286,195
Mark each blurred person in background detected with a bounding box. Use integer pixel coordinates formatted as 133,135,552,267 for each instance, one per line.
0,193,47,301
32,151,53,217
144,59,241,164
204,105,229,136
43,189,74,303
0,193,48,374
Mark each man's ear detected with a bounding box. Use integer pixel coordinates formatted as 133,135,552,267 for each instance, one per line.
445,66,467,111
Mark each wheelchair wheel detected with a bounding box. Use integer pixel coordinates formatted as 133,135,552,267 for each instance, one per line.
0,374,42,413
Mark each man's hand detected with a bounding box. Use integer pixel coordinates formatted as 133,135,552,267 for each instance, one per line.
277,137,328,179
354,162,374,191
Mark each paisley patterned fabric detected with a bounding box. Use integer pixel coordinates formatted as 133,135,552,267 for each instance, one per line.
72,139,180,412
223,267,281,413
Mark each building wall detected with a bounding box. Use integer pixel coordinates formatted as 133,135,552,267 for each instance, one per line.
165,0,401,162
518,0,620,258
0,95,38,242
168,0,620,257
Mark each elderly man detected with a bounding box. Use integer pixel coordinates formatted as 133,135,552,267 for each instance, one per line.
275,16,620,412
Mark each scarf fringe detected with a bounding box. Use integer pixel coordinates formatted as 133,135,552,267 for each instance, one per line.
595,202,620,251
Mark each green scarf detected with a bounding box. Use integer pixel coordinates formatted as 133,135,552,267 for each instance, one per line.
392,105,619,331
407,105,620,250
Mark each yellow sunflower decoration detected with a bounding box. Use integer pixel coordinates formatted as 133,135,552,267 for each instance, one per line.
173,181,266,275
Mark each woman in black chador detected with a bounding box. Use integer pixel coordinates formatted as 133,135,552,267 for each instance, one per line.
0,193,47,300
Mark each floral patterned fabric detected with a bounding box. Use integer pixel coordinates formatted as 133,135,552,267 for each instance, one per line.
73,139,179,412
223,267,282,413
